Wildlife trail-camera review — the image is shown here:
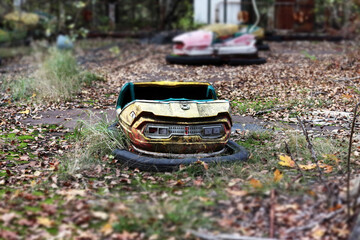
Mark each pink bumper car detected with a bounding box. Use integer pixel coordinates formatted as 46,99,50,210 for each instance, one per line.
166,30,266,65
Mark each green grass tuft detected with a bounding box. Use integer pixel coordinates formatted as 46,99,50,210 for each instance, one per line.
1,77,34,100
60,114,129,175
36,48,85,100
232,98,280,115
113,199,210,238
2,48,101,101
301,50,317,61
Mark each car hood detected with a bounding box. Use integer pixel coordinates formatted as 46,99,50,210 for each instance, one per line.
117,100,231,127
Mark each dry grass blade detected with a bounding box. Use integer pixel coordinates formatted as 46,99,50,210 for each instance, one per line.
61,113,128,175
2,48,100,101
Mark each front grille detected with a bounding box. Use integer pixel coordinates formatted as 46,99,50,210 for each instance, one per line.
144,124,224,139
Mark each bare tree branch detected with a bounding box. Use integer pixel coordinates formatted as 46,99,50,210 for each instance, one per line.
296,116,323,179
348,103,360,219
190,230,277,240
296,116,332,205
285,208,343,234
331,76,360,82
255,106,288,116
284,142,304,177
269,189,276,238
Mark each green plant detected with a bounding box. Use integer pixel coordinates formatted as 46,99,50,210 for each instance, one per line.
286,134,345,164
2,48,100,101
301,50,317,61
1,77,34,100
174,1,202,30
232,98,280,114
0,45,32,58
80,71,104,87
60,114,128,175
113,199,210,238
35,48,81,100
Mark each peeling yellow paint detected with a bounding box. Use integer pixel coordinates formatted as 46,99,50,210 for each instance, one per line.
118,95,232,154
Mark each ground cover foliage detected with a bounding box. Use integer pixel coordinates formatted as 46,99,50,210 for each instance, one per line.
0,39,359,239
1,47,101,101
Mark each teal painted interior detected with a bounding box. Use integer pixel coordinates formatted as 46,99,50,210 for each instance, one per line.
116,83,218,110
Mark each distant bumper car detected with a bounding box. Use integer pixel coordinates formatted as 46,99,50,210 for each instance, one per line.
4,11,40,26
166,29,266,66
201,23,269,51
234,25,269,51
112,81,249,171
0,28,27,46
0,11,44,46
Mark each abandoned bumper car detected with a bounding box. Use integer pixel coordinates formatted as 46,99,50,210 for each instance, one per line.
166,25,266,66
112,81,249,171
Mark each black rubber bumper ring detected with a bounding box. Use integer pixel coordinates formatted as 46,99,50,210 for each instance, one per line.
256,44,270,51
112,140,249,172
166,55,266,66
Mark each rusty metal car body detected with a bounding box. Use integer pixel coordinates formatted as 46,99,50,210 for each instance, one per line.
116,81,232,158
113,81,249,171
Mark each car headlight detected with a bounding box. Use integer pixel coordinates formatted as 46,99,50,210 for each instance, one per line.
202,126,221,136
147,126,169,136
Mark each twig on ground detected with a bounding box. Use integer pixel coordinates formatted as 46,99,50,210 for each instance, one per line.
270,189,276,238
255,107,288,115
297,116,332,204
304,118,331,122
348,103,360,219
332,76,360,82
285,208,343,234
112,54,149,71
78,55,121,65
296,116,324,180
189,230,277,240
284,142,304,177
